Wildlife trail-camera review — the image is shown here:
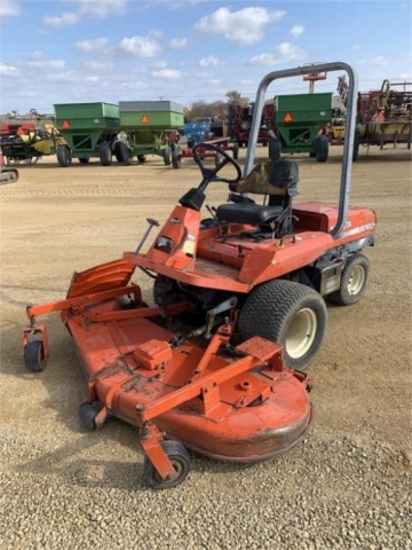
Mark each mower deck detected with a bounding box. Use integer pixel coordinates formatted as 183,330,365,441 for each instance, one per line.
23,273,312,488
67,302,312,461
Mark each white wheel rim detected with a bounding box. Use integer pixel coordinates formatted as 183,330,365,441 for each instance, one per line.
286,307,318,359
347,265,365,296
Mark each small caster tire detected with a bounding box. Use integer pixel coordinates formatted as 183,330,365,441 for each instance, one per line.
143,440,191,489
24,340,47,372
79,402,103,430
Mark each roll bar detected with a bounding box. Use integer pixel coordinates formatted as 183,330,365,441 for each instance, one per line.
244,62,358,239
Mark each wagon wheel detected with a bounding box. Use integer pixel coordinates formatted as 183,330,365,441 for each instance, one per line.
99,142,112,166
316,135,329,162
172,148,181,169
57,144,71,167
143,440,191,490
163,145,171,166
118,142,131,165
238,279,327,371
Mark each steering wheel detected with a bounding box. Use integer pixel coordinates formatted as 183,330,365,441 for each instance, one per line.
192,143,241,186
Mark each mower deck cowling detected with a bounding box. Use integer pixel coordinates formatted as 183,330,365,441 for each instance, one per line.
24,277,312,489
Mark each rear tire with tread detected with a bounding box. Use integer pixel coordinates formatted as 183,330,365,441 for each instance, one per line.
172,149,181,169
238,280,327,370
99,142,112,166
163,145,171,166
118,142,131,165
56,145,71,167
316,135,329,162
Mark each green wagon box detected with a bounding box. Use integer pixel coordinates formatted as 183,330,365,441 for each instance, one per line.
275,93,332,124
119,101,184,129
270,92,333,162
53,102,121,167
54,102,120,131
118,101,184,165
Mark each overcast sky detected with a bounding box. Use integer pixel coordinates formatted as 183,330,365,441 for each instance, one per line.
1,0,411,114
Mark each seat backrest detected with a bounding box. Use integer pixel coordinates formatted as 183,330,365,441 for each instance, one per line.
268,160,299,209
234,159,299,201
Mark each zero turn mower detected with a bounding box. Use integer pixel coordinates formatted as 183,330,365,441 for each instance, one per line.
22,63,376,489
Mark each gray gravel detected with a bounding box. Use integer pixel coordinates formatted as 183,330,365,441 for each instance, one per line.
1,425,410,550
1,147,411,549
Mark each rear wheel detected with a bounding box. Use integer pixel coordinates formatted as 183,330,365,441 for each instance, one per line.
56,145,71,167
99,142,112,166
163,145,171,166
172,149,181,169
316,135,329,162
143,440,191,490
268,137,281,161
118,142,131,165
327,254,370,306
238,280,327,370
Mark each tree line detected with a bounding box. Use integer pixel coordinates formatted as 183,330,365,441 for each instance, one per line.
183,91,250,122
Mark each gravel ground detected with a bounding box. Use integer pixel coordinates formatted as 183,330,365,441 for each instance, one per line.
1,146,411,549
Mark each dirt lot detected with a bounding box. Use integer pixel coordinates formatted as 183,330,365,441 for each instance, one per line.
1,145,411,549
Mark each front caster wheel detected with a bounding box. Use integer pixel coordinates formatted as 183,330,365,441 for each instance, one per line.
143,440,191,490
24,340,47,372
79,402,105,430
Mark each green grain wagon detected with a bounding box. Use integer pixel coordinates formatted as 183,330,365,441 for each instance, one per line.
119,101,184,165
54,102,123,167
269,92,333,162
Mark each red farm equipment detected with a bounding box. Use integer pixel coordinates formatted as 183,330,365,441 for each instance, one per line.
169,136,239,169
228,103,274,148
337,76,412,159
0,143,19,185
22,62,376,490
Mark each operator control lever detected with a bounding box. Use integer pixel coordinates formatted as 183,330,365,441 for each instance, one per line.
135,218,160,254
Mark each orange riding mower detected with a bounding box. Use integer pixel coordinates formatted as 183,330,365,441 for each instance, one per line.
22,63,376,489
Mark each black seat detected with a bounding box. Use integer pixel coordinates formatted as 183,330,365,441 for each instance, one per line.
216,202,283,226
216,160,299,233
